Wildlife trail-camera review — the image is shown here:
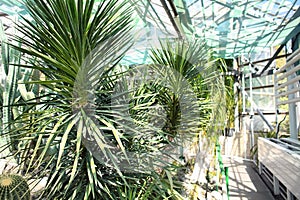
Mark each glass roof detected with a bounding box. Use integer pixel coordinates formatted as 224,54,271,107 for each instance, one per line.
1,0,300,64
132,0,300,57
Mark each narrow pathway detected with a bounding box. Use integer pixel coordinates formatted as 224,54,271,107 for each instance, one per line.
223,157,274,200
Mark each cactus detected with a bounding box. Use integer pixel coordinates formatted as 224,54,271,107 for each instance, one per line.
1,19,22,157
1,18,37,158
0,174,30,200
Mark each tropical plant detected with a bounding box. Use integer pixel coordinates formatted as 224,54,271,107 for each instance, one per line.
150,39,227,141
1,0,141,199
150,39,211,137
0,0,191,199
218,59,235,130
107,171,184,200
148,39,228,193
149,39,228,189
0,0,229,199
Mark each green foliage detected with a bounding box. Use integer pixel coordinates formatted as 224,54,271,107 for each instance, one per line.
219,59,235,128
0,0,188,199
0,19,24,157
0,1,227,199
0,174,30,200
108,172,184,200
149,39,222,136
3,0,137,199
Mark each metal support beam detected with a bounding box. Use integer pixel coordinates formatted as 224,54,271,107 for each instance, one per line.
0,12,8,17
249,66,255,150
166,0,178,16
160,0,183,39
287,65,298,140
259,44,285,76
259,6,300,76
234,58,240,132
242,70,247,159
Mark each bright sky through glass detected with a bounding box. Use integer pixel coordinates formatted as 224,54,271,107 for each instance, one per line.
1,0,300,65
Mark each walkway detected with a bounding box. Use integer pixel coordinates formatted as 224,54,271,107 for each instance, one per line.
223,157,274,200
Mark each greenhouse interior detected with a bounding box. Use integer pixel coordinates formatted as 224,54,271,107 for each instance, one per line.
0,0,299,199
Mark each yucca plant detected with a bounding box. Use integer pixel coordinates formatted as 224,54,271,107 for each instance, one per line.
1,0,140,199
0,0,190,199
149,39,224,140
0,0,229,199
149,39,228,186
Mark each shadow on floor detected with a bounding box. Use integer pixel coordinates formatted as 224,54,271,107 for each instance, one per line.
223,157,274,200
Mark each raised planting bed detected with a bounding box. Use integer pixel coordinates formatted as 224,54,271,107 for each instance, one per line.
258,137,300,199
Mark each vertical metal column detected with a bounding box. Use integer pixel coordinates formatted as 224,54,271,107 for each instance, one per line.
249,64,255,150
287,65,298,140
242,68,247,159
234,59,239,132
290,38,300,141
274,68,279,138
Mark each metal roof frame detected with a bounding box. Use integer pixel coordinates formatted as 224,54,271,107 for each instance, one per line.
1,0,300,63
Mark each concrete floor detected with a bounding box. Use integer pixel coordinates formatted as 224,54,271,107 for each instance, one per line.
223,157,275,200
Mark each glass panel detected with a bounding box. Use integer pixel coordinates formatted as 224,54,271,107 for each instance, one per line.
245,75,274,88
251,87,275,111
1,0,300,63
